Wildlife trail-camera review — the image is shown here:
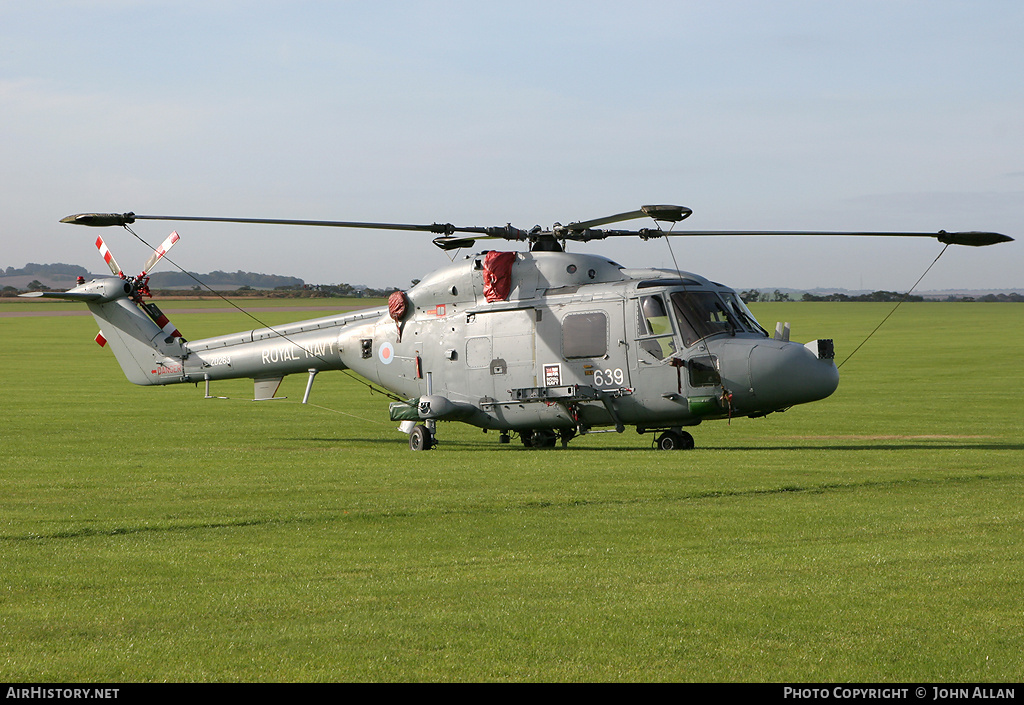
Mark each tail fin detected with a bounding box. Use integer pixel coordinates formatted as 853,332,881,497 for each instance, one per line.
88,295,186,385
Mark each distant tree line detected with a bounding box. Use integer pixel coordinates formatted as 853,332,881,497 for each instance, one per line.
3,264,1019,302
740,288,1023,303
740,289,792,302
955,292,1024,302
3,263,90,278
294,283,401,298
149,272,400,296
0,280,402,299
800,291,924,302
798,291,1024,302
148,270,305,289
143,283,401,298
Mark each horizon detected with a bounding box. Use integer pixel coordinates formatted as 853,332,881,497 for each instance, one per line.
3,259,1021,298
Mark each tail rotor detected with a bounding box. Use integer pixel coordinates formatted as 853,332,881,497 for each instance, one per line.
94,230,179,286
90,231,185,341
141,231,180,277
95,235,124,277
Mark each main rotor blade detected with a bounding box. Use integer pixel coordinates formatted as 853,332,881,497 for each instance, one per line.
61,212,490,236
60,211,1012,248
136,214,474,234
61,213,134,227
648,229,1013,247
565,205,692,231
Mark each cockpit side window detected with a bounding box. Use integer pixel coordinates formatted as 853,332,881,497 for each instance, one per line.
636,295,676,360
720,291,769,337
670,291,737,347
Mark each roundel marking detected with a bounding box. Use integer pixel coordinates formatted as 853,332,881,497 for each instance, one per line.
379,341,395,365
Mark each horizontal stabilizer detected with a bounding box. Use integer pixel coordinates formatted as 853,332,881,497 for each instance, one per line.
19,290,104,302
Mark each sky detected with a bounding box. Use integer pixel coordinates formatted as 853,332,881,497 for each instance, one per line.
2,0,1022,292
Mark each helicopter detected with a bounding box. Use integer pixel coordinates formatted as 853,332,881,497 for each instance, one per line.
30,205,1012,451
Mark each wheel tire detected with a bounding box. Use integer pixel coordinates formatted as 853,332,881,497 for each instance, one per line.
677,431,695,450
656,432,678,451
409,424,433,451
656,430,695,451
532,430,558,449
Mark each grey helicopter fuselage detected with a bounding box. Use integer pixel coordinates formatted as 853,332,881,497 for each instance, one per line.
81,248,839,441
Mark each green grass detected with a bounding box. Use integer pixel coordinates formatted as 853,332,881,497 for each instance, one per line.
1,302,1021,681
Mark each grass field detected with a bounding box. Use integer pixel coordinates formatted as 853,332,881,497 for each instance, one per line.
1,300,1021,682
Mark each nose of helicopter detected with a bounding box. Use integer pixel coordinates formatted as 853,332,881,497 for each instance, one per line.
745,341,839,410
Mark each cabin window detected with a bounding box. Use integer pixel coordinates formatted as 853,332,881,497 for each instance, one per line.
562,312,607,358
636,296,676,360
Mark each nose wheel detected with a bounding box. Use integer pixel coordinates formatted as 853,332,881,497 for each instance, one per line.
656,430,695,451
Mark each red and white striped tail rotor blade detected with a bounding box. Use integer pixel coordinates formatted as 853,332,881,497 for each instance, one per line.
142,231,180,275
143,302,182,339
95,235,123,276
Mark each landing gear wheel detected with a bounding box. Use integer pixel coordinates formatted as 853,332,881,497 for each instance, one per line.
558,428,576,449
520,430,534,448
522,429,557,449
656,430,695,451
532,430,558,449
409,424,435,451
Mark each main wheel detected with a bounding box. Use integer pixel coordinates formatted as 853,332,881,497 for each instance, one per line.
656,430,695,451
520,430,534,448
522,429,557,449
409,424,434,451
531,429,558,449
